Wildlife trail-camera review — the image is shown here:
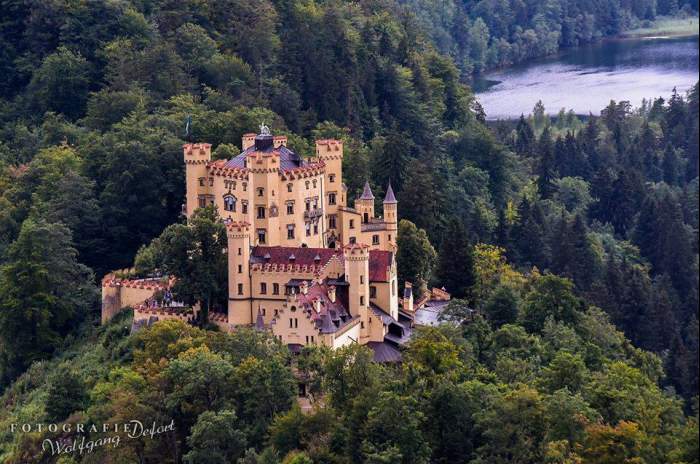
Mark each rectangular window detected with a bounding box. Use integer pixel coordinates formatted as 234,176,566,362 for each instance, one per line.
328,193,336,205
286,202,294,215
238,284,244,295
287,225,295,240
289,318,293,328
360,275,364,284
328,215,337,229
273,283,280,295
238,265,242,273
209,177,214,187
198,178,205,187
372,235,380,245
349,219,355,229
360,296,365,306
198,196,206,208
305,223,311,237
242,202,248,214
329,174,335,183
313,222,318,235
260,283,267,294
257,206,265,219
305,200,311,212
349,236,356,244
370,286,377,299
257,229,266,244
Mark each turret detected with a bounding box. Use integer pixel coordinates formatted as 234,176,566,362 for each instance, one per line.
356,181,375,223
344,243,370,320
227,221,252,325
183,143,212,217
383,183,398,248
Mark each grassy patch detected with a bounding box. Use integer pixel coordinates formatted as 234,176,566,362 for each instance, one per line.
621,16,699,38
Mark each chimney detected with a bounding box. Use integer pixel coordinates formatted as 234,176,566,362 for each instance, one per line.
403,281,414,313
242,133,256,151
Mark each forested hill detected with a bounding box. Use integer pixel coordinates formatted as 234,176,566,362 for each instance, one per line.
0,0,699,462
401,0,699,73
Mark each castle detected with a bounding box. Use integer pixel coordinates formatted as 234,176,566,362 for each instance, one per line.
103,126,421,359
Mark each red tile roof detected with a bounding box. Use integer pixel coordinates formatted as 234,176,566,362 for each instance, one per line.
369,250,393,282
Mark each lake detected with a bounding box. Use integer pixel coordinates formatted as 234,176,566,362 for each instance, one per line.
474,36,699,120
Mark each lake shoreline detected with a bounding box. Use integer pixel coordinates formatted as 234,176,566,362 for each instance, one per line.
474,35,698,121
470,16,699,92
617,16,699,39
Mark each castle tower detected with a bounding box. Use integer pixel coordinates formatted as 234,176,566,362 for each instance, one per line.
227,221,253,326
248,131,281,246
356,182,375,223
383,183,398,249
183,143,212,217
316,139,344,208
344,243,370,340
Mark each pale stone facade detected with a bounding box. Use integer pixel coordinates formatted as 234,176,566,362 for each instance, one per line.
102,129,414,357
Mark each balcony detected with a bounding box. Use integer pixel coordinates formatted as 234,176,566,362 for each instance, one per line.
304,208,324,219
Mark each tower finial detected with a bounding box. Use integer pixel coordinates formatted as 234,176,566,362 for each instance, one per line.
383,183,397,204
259,122,271,136
360,181,375,200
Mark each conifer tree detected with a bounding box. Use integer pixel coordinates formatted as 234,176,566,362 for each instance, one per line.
436,219,476,300
515,114,535,156
537,127,557,199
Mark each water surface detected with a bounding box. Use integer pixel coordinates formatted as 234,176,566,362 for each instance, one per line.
474,36,699,119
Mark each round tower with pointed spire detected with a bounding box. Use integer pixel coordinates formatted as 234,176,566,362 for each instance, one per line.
383,183,398,244
356,181,375,223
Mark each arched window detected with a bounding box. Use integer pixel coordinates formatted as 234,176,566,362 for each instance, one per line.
223,194,237,212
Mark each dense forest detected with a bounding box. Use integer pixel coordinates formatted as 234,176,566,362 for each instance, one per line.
0,0,698,462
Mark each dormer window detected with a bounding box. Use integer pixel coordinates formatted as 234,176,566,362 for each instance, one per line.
223,194,237,212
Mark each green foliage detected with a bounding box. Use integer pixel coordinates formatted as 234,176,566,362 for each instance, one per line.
396,219,437,295
183,409,247,464
0,218,96,386
45,370,88,423
521,275,585,333
0,1,697,462
138,206,228,324
435,219,476,300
